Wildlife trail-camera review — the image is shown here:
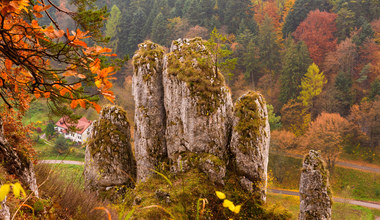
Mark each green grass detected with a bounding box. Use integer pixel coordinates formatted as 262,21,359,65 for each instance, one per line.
40,164,85,187
33,137,85,162
267,193,380,220
269,153,380,202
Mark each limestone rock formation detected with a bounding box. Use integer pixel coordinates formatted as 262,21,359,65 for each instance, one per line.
0,199,10,220
84,106,136,194
230,91,270,201
299,150,332,220
0,118,39,197
132,41,167,182
162,38,233,184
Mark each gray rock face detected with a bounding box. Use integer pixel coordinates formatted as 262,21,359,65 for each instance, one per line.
132,41,167,182
84,106,136,194
163,38,233,160
230,91,270,202
0,199,10,220
162,38,233,184
0,118,39,198
299,150,332,220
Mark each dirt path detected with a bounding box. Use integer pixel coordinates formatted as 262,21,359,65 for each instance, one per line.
269,189,380,210
39,160,84,165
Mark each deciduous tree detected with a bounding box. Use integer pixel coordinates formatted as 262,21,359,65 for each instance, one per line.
293,10,337,66
298,63,327,108
302,112,350,171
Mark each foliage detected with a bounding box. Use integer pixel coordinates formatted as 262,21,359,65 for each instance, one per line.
257,15,281,74
298,63,327,108
45,123,55,139
280,100,310,136
348,98,380,161
105,5,121,51
271,130,297,151
205,28,237,82
0,182,26,202
0,0,116,118
280,38,312,104
267,104,282,130
301,112,350,171
282,0,331,37
0,108,35,159
54,135,69,154
293,10,337,66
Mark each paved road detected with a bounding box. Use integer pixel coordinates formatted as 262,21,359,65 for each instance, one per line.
269,189,380,210
39,160,84,165
284,153,380,174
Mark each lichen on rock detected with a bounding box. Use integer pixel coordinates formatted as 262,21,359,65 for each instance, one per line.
132,41,167,182
84,105,136,196
299,150,332,220
230,91,270,202
162,38,233,185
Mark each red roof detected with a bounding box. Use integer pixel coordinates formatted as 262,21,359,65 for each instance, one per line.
55,116,92,134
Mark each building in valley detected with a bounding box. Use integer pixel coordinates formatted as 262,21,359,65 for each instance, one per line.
55,116,93,143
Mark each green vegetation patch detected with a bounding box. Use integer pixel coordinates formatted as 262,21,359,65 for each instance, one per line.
132,40,165,81
233,91,266,153
167,38,226,116
119,167,291,219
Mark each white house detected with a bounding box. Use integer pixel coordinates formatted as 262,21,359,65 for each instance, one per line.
55,116,93,143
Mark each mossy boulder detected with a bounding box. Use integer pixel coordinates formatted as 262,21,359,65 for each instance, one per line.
163,38,233,174
84,105,136,196
132,41,167,182
299,150,332,220
230,91,270,202
119,167,291,219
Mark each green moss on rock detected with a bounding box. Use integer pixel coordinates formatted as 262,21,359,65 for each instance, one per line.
119,167,291,219
167,38,226,116
233,91,266,153
133,41,165,82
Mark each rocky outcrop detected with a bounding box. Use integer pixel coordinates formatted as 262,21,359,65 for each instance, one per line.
230,91,270,202
162,38,233,184
0,199,10,220
84,106,136,194
0,118,39,197
299,150,332,220
132,41,167,182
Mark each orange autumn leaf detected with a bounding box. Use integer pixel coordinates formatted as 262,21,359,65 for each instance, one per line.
5,59,12,70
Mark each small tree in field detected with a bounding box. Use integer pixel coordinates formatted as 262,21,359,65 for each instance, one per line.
46,123,55,139
54,135,69,154
302,112,350,172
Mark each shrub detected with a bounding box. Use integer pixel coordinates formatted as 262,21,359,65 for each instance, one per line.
54,135,69,154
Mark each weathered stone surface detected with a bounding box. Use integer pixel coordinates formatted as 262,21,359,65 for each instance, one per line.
162,38,233,184
84,106,136,194
0,118,39,197
132,41,167,182
230,91,270,202
299,150,332,220
0,199,10,220
173,152,226,185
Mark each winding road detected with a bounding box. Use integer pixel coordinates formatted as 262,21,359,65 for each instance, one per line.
281,153,380,174
269,189,380,210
